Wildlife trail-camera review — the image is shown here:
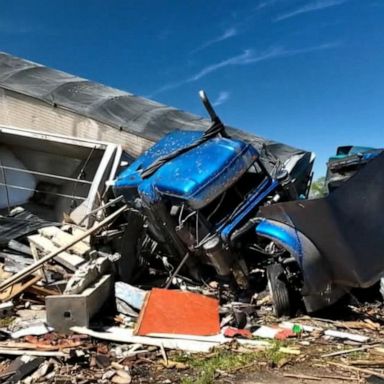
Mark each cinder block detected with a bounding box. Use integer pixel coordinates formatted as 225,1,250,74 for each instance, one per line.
46,274,112,333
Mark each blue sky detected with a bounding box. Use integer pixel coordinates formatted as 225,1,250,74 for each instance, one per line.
1,0,384,176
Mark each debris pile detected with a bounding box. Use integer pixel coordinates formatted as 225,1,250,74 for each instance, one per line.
0,93,383,382
1,200,384,383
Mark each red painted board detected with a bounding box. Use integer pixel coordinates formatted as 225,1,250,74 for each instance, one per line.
135,288,220,336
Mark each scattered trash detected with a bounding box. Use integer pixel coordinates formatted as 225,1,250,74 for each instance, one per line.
0,87,382,382
0,301,13,316
115,281,147,316
223,327,252,339
11,323,53,339
324,329,369,343
279,321,320,333
71,326,220,353
253,325,295,340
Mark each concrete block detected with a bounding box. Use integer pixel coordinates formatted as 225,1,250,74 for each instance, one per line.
46,274,112,333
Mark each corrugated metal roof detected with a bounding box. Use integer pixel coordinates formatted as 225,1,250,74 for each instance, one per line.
0,51,310,171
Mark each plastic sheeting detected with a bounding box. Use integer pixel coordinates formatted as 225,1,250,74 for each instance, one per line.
0,52,311,174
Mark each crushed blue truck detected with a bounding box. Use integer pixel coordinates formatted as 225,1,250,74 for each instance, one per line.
112,91,384,317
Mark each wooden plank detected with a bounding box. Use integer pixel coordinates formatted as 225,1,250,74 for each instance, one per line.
71,326,219,353
0,348,66,357
28,234,85,272
27,284,60,297
0,275,41,302
8,240,33,256
0,205,127,292
38,226,90,256
283,374,321,381
29,242,48,280
328,361,384,380
61,225,90,244
2,253,33,273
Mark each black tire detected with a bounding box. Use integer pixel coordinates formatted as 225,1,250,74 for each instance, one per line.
267,263,291,317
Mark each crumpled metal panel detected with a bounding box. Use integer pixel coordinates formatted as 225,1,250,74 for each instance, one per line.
0,51,310,174
258,152,384,289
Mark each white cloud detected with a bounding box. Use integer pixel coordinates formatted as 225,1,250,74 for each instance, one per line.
254,0,279,11
191,1,280,55
149,42,340,98
191,27,238,54
212,91,230,107
275,0,347,22
189,48,279,81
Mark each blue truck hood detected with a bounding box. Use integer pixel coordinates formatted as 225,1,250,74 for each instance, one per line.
114,130,259,209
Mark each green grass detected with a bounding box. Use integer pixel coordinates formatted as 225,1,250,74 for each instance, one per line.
0,316,14,327
262,341,287,366
179,350,257,384
177,341,287,384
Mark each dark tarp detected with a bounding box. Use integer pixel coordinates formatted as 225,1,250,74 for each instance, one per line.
0,209,53,247
258,152,384,288
0,52,311,174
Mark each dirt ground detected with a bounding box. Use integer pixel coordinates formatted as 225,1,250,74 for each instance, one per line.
238,366,364,383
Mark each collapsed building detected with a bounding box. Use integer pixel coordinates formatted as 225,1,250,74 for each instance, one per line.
0,52,383,383
0,50,316,329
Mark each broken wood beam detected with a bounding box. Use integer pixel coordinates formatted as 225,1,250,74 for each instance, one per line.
8,240,33,256
328,361,384,380
78,195,124,225
0,275,41,302
72,326,270,353
283,373,321,381
38,226,90,256
28,234,85,272
0,205,127,293
321,344,380,358
0,348,67,357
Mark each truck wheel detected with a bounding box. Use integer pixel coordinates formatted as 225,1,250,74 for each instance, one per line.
267,264,291,317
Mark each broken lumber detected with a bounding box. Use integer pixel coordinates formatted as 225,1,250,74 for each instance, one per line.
28,234,85,272
72,326,218,353
321,344,379,358
283,373,321,381
78,195,124,225
26,284,60,297
2,253,33,273
0,349,66,357
38,226,90,256
8,240,33,256
349,360,384,367
72,326,270,353
0,275,41,302
324,329,369,343
328,361,384,380
0,205,127,293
